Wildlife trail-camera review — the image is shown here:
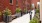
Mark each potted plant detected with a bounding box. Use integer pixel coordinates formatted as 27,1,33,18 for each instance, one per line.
15,8,21,17
0,12,3,22
36,9,40,18
29,12,40,23
24,8,27,14
30,16,40,23
3,8,12,22
36,9,39,13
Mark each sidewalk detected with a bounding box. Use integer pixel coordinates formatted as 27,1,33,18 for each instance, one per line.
10,13,30,23
0,10,35,23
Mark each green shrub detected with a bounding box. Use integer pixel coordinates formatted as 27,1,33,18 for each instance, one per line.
30,13,40,23
24,8,27,13
16,8,21,13
30,17,39,23
3,8,12,16
36,9,39,13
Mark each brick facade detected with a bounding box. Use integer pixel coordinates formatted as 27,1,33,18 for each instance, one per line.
0,0,39,21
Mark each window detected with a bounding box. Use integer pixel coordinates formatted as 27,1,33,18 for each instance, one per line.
10,0,12,3
16,0,18,6
10,0,13,5
22,0,25,7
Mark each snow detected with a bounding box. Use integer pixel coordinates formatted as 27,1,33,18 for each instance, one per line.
10,13,30,23
10,10,35,23
31,10,35,19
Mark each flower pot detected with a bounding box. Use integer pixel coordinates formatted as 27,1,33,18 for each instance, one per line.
3,15,7,22
7,15,12,22
3,15,12,22
15,12,21,18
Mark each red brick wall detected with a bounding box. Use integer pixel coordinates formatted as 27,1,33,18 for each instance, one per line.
27,0,31,10
0,0,16,21
0,0,40,21
0,0,40,14
0,0,5,11
4,0,16,14
0,0,16,14
18,0,31,11
18,0,24,11
0,0,31,15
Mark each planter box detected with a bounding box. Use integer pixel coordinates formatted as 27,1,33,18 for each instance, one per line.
3,15,12,22
15,12,21,18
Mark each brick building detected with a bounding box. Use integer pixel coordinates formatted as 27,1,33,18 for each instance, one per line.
0,0,39,21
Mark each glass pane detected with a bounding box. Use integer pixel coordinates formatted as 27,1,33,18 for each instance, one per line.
10,0,12,3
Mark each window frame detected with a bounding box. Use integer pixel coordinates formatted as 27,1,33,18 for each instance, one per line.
9,0,13,5
16,0,18,6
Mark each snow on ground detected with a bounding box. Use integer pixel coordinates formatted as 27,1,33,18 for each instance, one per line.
10,13,30,23
31,10,35,19
10,10,35,23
